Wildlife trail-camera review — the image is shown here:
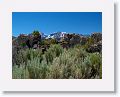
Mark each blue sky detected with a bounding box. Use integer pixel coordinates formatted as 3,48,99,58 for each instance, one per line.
12,12,102,36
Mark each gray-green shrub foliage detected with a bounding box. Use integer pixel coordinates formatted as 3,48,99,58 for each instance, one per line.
12,44,102,79
45,44,63,63
12,64,29,79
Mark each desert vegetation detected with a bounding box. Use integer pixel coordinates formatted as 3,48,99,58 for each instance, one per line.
12,31,102,79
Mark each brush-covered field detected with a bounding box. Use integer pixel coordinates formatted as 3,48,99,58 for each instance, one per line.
12,44,102,79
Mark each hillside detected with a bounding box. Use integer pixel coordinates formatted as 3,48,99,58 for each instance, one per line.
12,31,102,79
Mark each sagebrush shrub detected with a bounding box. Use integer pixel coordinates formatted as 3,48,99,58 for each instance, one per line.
12,44,102,79
81,53,102,78
13,49,43,65
45,44,63,63
12,64,29,79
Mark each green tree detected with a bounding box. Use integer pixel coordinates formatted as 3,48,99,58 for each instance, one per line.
32,30,40,36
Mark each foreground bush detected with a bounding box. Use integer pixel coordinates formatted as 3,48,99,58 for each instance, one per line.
12,48,43,66
44,44,63,63
12,65,29,79
12,44,102,79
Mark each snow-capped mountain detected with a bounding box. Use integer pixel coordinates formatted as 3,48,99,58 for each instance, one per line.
45,32,66,40
40,32,48,39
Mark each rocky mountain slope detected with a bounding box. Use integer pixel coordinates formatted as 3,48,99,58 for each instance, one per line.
12,32,102,53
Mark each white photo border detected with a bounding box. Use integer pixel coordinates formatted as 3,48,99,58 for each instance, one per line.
0,0,114,91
